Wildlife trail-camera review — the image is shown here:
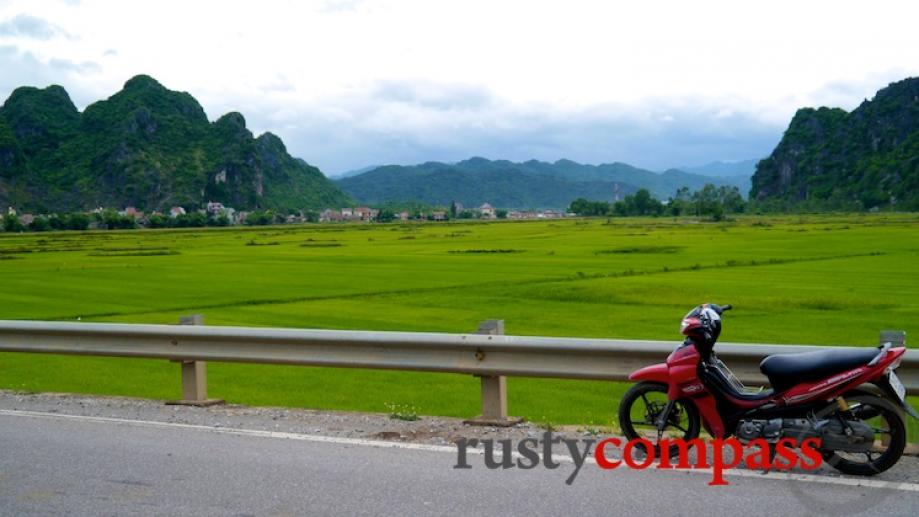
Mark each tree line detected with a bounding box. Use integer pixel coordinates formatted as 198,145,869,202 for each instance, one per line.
0,209,318,233
569,184,746,219
3,212,92,232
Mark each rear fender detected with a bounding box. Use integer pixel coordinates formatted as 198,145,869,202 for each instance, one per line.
867,347,917,420
873,375,919,420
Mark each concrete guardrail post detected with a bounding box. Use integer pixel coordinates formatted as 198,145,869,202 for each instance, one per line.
166,314,224,407
464,319,524,427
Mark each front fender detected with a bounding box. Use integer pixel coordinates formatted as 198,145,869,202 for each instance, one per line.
629,363,670,383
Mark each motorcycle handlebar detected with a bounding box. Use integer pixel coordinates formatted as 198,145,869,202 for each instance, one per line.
710,303,732,315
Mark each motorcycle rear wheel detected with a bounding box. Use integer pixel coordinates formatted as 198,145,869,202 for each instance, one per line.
821,393,906,476
618,381,701,458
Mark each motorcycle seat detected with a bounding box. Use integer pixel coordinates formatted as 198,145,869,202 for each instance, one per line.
759,348,878,392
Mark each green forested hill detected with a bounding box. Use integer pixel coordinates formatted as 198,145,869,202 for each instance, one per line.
336,157,746,209
0,75,351,212
752,77,919,210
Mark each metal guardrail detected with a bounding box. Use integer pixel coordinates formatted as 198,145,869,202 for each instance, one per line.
0,318,913,424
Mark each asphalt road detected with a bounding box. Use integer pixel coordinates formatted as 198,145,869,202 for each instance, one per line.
1,411,917,516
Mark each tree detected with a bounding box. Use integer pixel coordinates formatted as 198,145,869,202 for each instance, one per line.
147,214,172,228
212,214,230,226
622,188,663,216
28,216,51,232
666,184,747,218
568,198,611,216
100,209,137,230
175,212,206,227
496,209,508,219
48,214,65,230
692,184,719,217
709,202,725,221
206,212,230,227
48,213,90,231
101,209,119,229
716,186,745,214
599,189,666,216
66,213,90,230
245,211,273,226
376,209,395,222
669,186,692,215
631,189,653,214
569,198,589,215
2,214,23,232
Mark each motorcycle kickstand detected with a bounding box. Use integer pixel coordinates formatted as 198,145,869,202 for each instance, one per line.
758,443,777,475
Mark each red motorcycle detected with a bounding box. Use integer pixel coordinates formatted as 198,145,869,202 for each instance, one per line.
618,303,917,475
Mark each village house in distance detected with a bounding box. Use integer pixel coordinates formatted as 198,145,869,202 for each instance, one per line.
319,206,380,222
317,202,568,222
2,199,572,233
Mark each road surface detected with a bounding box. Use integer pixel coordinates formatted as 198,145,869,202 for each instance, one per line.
1,410,917,516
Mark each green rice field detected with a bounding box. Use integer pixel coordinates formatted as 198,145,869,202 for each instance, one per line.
1,213,917,434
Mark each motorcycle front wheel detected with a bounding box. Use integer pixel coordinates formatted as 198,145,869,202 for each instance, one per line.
618,381,701,458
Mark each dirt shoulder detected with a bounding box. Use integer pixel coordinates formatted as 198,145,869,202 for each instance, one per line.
0,390,545,445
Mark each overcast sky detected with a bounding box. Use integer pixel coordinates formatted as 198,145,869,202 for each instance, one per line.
1,0,918,175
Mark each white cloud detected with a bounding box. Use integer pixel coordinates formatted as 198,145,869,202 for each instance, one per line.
0,14,62,39
0,44,100,103
1,0,918,173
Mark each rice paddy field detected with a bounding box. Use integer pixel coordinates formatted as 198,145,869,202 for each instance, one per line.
1,213,917,434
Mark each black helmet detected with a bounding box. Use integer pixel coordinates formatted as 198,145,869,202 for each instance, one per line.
680,303,724,351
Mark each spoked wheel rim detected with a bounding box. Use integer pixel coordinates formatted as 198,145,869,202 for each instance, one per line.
618,382,700,457
821,393,907,476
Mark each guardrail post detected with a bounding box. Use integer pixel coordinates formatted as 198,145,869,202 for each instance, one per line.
166,314,224,407
464,319,524,427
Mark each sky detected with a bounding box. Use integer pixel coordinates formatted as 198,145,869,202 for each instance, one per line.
1,0,918,176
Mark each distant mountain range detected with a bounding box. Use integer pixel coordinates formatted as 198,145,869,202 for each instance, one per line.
336,157,748,209
752,77,919,210
0,75,352,212
678,159,758,177
335,165,381,179
18,73,913,214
